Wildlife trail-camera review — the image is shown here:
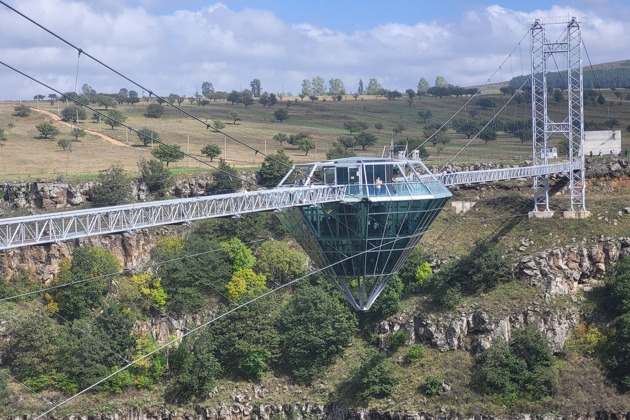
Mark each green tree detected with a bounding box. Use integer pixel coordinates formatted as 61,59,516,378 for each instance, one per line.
91,165,132,206
138,158,173,196
60,105,86,122
6,309,62,385
201,143,222,162
255,240,307,284
35,121,60,139
222,237,256,271
366,78,382,95
344,120,364,134
145,103,164,118
165,329,222,404
104,109,126,129
355,352,398,400
297,136,315,155
479,127,497,145
47,247,121,321
472,327,556,403
69,127,86,142
250,79,262,97
278,283,357,383
211,159,242,194
13,104,31,117
273,108,289,122
418,110,432,123
136,127,160,147
392,123,405,136
417,77,430,94
57,138,72,151
553,89,563,102
258,149,293,188
337,136,356,150
151,143,185,166
97,95,116,109
0,128,6,143
213,120,225,130
225,268,267,301
227,111,241,124
374,122,384,132
326,142,356,160
354,132,377,150
272,132,289,147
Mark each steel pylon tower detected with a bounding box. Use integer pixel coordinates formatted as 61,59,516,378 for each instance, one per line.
530,17,586,215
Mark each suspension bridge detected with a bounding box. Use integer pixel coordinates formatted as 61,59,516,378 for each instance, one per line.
0,16,591,310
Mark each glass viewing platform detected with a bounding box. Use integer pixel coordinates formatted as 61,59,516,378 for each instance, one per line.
276,157,452,310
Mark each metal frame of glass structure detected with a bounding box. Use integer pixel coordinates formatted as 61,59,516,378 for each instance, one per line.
276,157,452,310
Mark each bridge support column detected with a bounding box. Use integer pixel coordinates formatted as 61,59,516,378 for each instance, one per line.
528,210,554,219
563,210,591,219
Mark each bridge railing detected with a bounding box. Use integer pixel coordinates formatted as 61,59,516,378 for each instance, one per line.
434,161,576,186
0,185,346,250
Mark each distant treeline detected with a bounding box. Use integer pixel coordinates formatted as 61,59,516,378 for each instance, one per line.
510,67,630,90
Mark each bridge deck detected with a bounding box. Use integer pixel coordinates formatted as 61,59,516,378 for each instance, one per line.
0,162,577,250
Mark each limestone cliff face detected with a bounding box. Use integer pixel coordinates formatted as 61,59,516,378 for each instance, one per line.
516,237,630,295
379,237,630,355
0,227,183,283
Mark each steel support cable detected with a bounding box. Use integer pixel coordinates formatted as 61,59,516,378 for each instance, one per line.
0,60,246,186
0,0,449,239
0,0,301,180
32,231,415,419
583,41,602,97
32,202,542,419
0,237,267,304
0,59,397,233
408,28,531,155
438,75,531,171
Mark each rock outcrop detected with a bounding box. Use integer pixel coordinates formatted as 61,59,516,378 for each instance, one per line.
517,237,630,295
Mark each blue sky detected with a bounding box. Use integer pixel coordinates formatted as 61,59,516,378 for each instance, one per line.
1,0,629,99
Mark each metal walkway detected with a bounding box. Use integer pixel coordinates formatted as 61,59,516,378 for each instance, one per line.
0,185,345,250
0,162,577,250
435,161,576,186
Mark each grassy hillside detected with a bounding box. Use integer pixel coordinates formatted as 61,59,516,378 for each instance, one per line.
1,87,630,181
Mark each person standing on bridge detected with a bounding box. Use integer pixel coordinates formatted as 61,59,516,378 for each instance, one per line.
375,177,383,196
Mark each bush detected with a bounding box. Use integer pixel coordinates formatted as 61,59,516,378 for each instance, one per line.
424,374,443,396
60,105,86,122
145,103,164,118
430,241,512,308
406,344,426,364
278,283,357,384
389,330,408,351
91,165,132,206
12,105,30,117
355,353,398,400
138,158,173,196
471,327,556,403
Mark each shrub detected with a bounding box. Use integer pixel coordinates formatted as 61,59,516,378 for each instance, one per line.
406,344,426,364
138,158,173,196
424,374,443,396
356,353,398,400
471,327,556,403
60,105,86,122
91,165,132,206
146,103,164,118
389,330,408,351
12,105,30,117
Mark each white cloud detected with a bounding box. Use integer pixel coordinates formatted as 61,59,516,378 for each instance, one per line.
0,1,628,99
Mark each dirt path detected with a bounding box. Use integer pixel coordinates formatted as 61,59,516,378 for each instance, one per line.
31,107,130,147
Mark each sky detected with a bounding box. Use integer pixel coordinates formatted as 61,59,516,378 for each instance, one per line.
0,0,629,100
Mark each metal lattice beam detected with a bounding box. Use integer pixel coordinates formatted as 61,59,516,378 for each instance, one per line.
0,186,345,250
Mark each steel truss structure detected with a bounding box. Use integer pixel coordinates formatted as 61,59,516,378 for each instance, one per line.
0,186,345,250
0,162,576,251
530,18,585,212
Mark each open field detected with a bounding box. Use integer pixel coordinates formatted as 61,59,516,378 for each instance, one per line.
1,89,630,181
